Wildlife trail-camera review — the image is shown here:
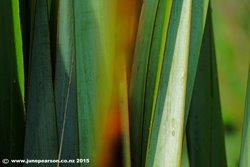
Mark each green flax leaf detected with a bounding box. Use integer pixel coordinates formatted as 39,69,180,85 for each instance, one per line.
55,0,79,166
143,0,173,166
146,0,192,166
24,0,58,163
129,0,172,165
0,0,25,159
185,0,209,120
186,7,227,167
74,0,102,165
240,64,250,166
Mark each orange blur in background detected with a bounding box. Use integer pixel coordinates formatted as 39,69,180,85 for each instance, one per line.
97,0,142,166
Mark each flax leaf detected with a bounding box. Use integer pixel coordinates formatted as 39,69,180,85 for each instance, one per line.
240,64,250,166
0,0,25,159
186,7,227,166
129,0,161,165
55,1,79,166
74,0,102,165
24,0,58,163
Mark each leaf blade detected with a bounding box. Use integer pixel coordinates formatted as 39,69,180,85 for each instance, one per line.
23,0,58,162
240,64,250,166
186,7,227,166
54,1,79,165
0,0,25,159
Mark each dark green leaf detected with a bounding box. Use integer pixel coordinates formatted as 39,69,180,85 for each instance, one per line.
186,7,227,167
0,0,25,160
24,0,58,163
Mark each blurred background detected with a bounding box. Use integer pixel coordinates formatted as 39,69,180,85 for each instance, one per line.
212,0,250,166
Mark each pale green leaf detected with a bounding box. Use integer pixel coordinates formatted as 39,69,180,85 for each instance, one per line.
145,0,192,166
55,1,79,166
